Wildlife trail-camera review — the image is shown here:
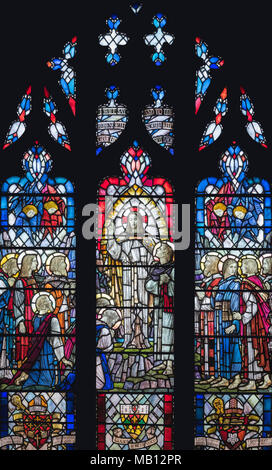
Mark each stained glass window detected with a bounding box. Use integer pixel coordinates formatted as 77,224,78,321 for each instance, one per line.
142,86,174,155
46,37,77,116
3,86,32,150
199,88,228,151
96,85,128,156
195,37,224,114
194,141,272,450
0,143,75,450
96,141,174,450
143,14,174,66
98,16,130,66
240,87,267,148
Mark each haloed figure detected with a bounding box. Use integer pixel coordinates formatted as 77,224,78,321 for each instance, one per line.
261,254,272,312
196,253,222,384
106,211,156,349
14,292,72,388
0,254,19,372
13,251,40,366
236,256,272,391
44,252,75,339
145,242,174,376
96,308,121,390
210,256,242,389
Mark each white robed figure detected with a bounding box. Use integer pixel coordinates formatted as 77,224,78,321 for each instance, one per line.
106,211,157,349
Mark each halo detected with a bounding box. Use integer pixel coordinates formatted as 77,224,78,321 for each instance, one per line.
218,254,239,275
46,252,70,275
97,306,122,320
31,291,56,313
0,253,19,277
0,253,19,268
238,254,261,277
17,250,41,271
122,206,147,225
96,293,115,306
153,240,174,259
233,205,247,218
200,252,222,273
22,204,38,218
213,202,227,213
259,253,272,267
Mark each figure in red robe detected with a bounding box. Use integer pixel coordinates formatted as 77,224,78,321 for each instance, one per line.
206,182,234,241
196,252,222,383
41,184,65,240
13,251,40,366
235,256,272,391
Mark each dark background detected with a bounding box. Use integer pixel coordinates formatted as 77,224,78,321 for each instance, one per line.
1,0,272,458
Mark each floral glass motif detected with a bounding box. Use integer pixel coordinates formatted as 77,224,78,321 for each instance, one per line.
143,14,174,66
195,141,272,450
240,87,267,148
43,88,71,151
96,86,128,156
96,142,174,450
46,37,77,116
199,88,228,151
195,37,224,114
0,392,75,450
130,3,143,14
142,86,174,155
0,143,75,450
98,16,130,67
3,86,32,150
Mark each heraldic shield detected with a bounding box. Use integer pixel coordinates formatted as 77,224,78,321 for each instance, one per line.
120,404,149,439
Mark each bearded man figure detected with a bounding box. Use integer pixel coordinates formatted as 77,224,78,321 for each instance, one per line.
106,210,157,349
236,255,272,391
196,252,222,384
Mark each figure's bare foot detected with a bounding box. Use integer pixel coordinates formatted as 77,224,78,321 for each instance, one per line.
228,375,241,389
259,374,272,389
164,361,173,376
210,377,222,385
214,378,229,388
238,380,256,391
199,376,216,385
14,372,29,386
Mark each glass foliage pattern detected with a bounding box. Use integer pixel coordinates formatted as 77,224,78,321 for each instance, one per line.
240,87,267,148
3,86,32,150
46,37,77,116
199,88,228,151
96,142,174,450
130,3,143,14
194,141,272,450
0,143,75,450
143,14,174,66
43,87,71,151
98,16,130,67
195,37,224,115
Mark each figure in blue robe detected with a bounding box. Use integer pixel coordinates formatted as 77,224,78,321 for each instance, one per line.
22,314,66,389
0,271,13,370
9,195,43,243
227,186,263,243
211,272,242,388
96,322,113,390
